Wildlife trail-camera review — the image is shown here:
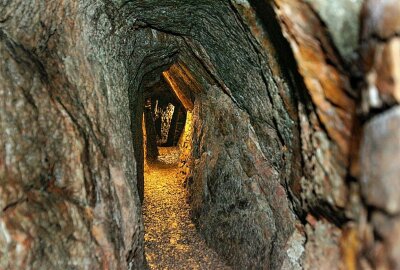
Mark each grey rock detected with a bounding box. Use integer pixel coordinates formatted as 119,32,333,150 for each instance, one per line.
361,106,400,214
306,0,363,60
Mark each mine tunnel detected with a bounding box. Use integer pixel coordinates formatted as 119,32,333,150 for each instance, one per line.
138,62,231,268
134,60,198,204
2,1,400,269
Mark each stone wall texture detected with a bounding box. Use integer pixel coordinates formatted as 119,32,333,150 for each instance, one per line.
0,0,399,269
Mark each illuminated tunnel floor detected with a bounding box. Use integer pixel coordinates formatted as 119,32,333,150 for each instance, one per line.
143,147,230,269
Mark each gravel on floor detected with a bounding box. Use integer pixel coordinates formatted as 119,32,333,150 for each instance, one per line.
143,147,231,270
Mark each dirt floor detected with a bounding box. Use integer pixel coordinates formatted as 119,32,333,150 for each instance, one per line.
143,147,231,270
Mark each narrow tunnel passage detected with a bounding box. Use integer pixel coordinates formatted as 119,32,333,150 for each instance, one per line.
141,70,230,269
142,146,229,269
3,1,400,269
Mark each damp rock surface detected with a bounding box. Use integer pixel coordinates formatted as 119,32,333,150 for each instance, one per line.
143,147,230,270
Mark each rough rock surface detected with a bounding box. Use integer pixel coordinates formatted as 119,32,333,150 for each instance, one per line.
187,86,298,269
360,106,400,214
1,0,400,269
303,219,342,270
0,2,144,268
305,0,363,61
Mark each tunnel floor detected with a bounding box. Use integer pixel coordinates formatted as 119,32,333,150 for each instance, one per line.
143,147,230,269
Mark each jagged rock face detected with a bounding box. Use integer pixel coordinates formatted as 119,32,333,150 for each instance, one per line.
188,86,299,269
0,0,298,268
0,1,147,268
1,0,399,269
270,0,400,268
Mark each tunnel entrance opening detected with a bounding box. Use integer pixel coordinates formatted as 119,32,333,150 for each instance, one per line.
139,63,230,269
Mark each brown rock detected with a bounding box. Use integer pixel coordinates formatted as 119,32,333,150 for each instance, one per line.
361,0,400,110
361,0,400,40
303,220,343,270
273,0,354,214
274,0,356,157
370,212,400,269
360,106,400,214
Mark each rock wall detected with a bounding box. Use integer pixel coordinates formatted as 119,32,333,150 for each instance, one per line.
188,86,301,269
0,1,144,268
178,111,193,183
269,0,400,268
1,0,399,269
